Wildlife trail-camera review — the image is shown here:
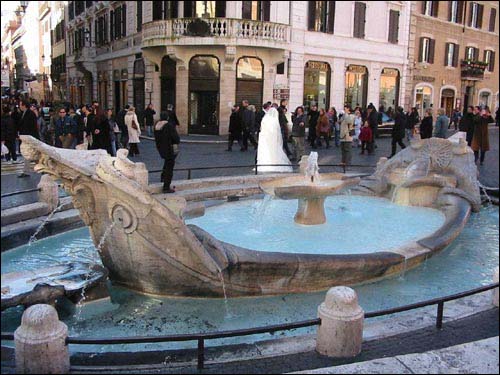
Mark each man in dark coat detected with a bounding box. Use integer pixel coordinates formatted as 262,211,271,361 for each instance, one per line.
459,106,475,146
143,103,156,137
17,100,40,177
407,107,419,141
1,106,18,162
307,104,319,149
91,108,112,154
389,107,407,158
154,111,180,193
239,100,258,151
116,104,129,148
227,105,242,151
278,99,292,157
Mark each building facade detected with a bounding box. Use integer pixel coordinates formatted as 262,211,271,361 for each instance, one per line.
407,1,499,117
64,1,411,135
1,19,21,94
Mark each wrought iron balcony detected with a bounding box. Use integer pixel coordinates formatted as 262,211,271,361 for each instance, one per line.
460,59,487,80
142,18,289,49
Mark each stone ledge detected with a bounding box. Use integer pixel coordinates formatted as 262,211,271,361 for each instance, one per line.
1,196,74,227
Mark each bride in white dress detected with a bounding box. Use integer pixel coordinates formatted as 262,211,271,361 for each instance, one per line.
257,108,293,173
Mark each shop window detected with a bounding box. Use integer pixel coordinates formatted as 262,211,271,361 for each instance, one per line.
303,61,331,111
379,68,400,110
345,65,368,109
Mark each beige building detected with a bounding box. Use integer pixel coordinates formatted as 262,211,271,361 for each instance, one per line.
407,1,499,117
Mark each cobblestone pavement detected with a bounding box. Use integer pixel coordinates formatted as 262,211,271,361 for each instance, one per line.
1,127,498,209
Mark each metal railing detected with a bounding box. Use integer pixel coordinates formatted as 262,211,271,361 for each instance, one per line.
2,282,498,370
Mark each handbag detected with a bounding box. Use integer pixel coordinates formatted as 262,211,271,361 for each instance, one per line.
131,119,138,130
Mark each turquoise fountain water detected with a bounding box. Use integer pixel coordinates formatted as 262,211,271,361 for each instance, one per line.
1,195,498,352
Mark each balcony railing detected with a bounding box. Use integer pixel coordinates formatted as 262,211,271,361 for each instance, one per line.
460,60,487,80
143,18,289,48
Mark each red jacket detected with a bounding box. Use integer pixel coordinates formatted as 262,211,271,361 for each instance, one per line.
359,126,372,142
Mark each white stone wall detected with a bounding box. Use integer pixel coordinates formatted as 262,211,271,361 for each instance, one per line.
288,0,410,111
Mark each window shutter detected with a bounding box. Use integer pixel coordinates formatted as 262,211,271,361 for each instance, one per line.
389,10,399,43
308,1,316,30
474,47,479,61
444,43,450,66
153,1,162,20
418,37,424,62
104,14,107,42
490,8,497,32
110,10,114,40
327,1,335,33
263,1,271,21
242,1,251,19
448,1,452,21
184,1,194,17
490,51,495,72
432,1,439,17
94,19,98,44
354,2,366,38
428,38,435,63
468,3,473,26
215,1,226,17
122,4,126,37
421,1,426,14
137,2,142,31
172,1,178,18
477,4,483,28
453,44,459,67
457,1,464,23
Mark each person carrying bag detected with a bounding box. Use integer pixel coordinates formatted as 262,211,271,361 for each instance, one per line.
154,111,180,193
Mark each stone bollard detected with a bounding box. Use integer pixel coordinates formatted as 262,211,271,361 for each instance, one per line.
37,174,59,211
316,286,364,358
494,267,499,307
14,304,70,374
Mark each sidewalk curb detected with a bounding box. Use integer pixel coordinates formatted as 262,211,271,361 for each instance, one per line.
140,135,227,144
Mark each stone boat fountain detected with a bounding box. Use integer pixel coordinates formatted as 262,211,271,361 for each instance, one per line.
16,135,481,298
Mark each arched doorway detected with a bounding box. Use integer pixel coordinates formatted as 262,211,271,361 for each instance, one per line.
345,65,368,109
440,87,455,117
379,68,400,111
235,56,263,110
133,58,145,122
161,56,176,111
188,55,220,135
415,84,433,118
303,61,331,111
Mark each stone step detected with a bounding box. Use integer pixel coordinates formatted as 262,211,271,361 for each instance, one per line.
0,196,74,227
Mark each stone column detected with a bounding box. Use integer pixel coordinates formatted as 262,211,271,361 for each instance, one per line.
494,267,499,307
316,286,364,357
37,174,59,211
15,304,70,374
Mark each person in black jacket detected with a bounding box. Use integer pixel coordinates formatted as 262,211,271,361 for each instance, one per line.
278,99,292,157
154,111,180,193
459,106,474,146
240,100,258,151
419,109,433,139
307,104,319,148
407,107,419,141
389,107,407,158
116,105,129,149
1,106,18,163
17,100,40,177
143,103,156,137
227,105,242,151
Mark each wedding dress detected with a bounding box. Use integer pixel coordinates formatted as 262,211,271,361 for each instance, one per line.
256,108,293,173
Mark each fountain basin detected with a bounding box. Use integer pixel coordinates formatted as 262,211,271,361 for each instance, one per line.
17,135,481,297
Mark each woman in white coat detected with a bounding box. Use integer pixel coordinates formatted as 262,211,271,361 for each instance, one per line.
125,106,141,157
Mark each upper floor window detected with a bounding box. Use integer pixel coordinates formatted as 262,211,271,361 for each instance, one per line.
242,1,271,21
422,1,439,17
52,21,65,44
68,1,75,21
308,1,336,34
353,2,366,38
484,50,495,72
418,37,435,63
444,42,459,67
448,1,464,23
465,46,479,61
489,8,497,32
137,2,142,32
95,14,108,46
110,4,127,41
184,1,226,18
388,9,399,44
85,1,93,8
468,2,484,29
153,1,178,20
75,1,85,16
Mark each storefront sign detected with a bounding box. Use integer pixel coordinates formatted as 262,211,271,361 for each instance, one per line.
347,65,367,74
382,68,399,77
306,61,329,71
1,69,9,87
414,75,435,82
273,88,290,100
